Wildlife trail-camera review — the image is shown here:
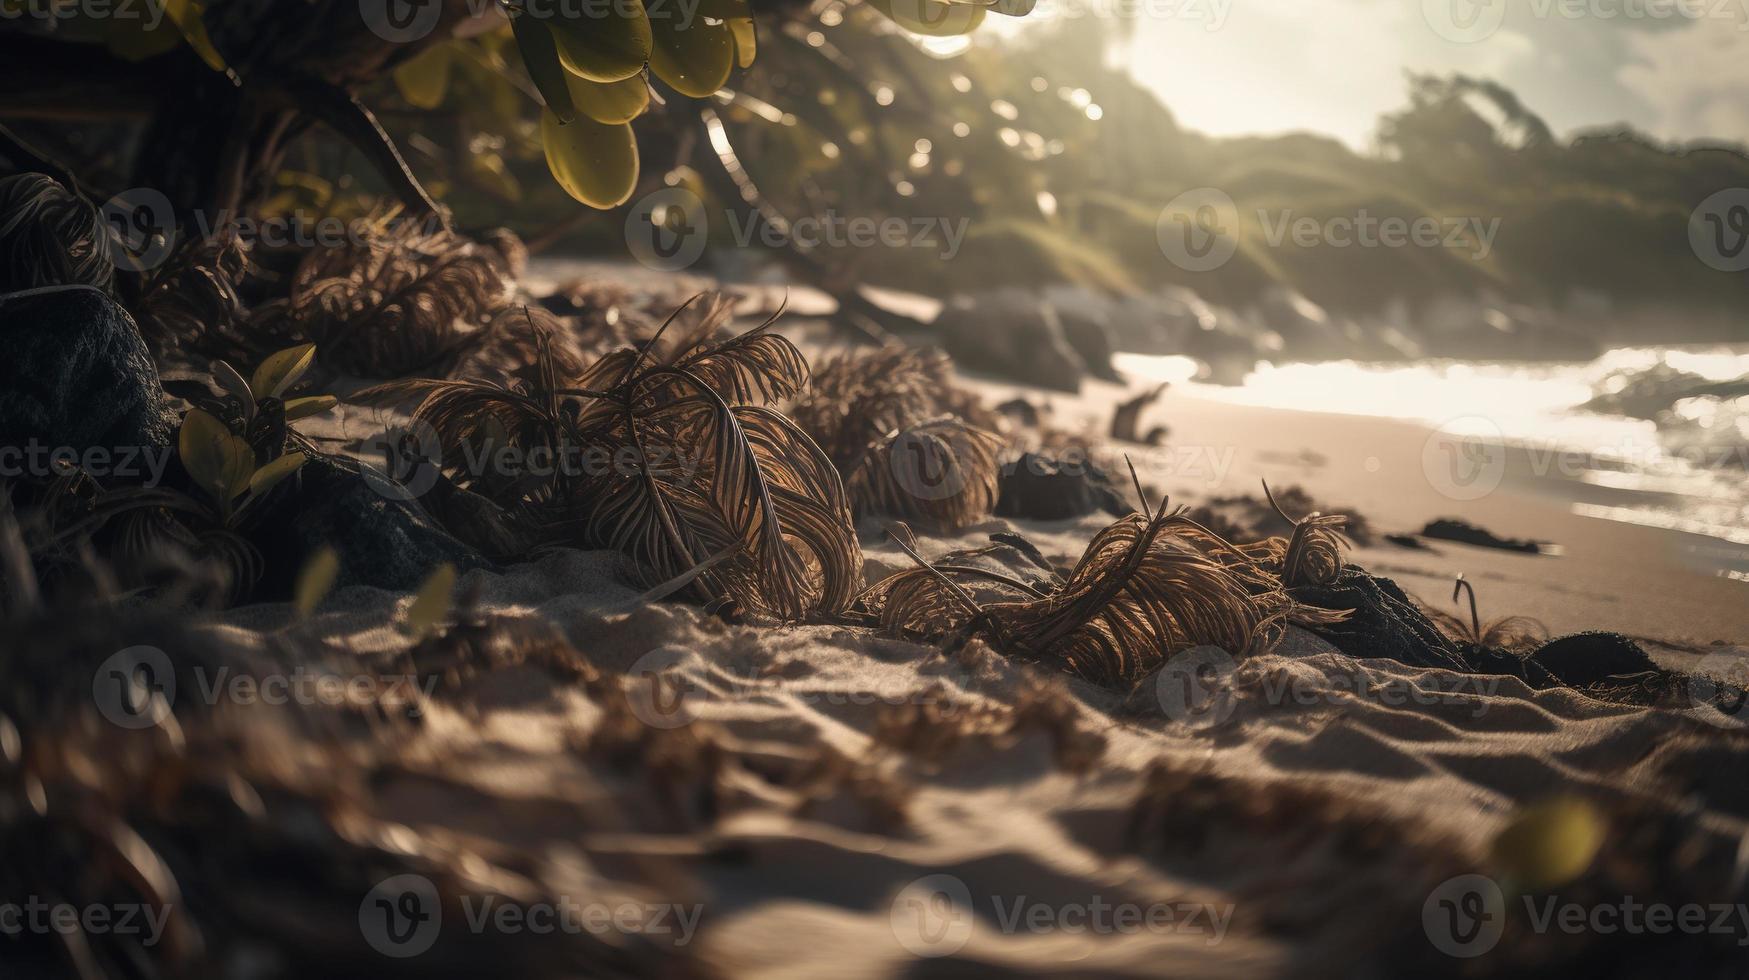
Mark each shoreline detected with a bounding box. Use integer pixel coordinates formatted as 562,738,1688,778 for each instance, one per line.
949,368,1748,647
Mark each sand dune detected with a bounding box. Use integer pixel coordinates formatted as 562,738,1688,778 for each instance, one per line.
193,525,1749,976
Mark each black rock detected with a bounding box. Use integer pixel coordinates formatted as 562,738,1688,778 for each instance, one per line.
1051,305,1122,382
1293,569,1472,672
252,455,490,595
995,452,1129,521
1421,518,1550,555
0,285,177,454
933,292,1087,393
1529,631,1658,688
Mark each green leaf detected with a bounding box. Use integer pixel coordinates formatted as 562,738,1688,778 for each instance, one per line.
293,546,341,617
252,344,317,399
394,45,454,110
512,15,577,124
549,0,651,84
728,17,755,70
245,451,307,501
283,395,339,422
404,563,458,638
210,358,255,425
1490,797,1605,890
178,408,255,506
162,0,230,74
648,14,735,98
541,109,640,209
566,72,650,125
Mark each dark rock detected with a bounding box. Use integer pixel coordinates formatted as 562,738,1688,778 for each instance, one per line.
1421,518,1550,555
1293,570,1471,672
252,455,490,595
1181,324,1261,386
994,398,1042,428
1384,533,1438,552
995,452,1129,521
0,285,177,454
1051,305,1122,382
933,291,1087,392
1530,632,1658,688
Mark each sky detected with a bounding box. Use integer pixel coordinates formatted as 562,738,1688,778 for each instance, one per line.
1070,0,1749,151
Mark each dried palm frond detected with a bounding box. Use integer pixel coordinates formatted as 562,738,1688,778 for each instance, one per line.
0,172,111,293
1221,481,1351,588
789,346,1005,530
248,214,514,377
1425,575,1548,654
130,228,254,362
845,417,1004,533
447,304,592,388
790,345,1001,470
362,295,863,620
861,468,1312,688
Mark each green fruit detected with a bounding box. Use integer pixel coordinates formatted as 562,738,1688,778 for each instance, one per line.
541,108,640,208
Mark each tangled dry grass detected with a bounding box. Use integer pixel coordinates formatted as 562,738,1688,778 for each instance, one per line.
361,296,862,621
858,472,1351,689
789,346,1006,533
